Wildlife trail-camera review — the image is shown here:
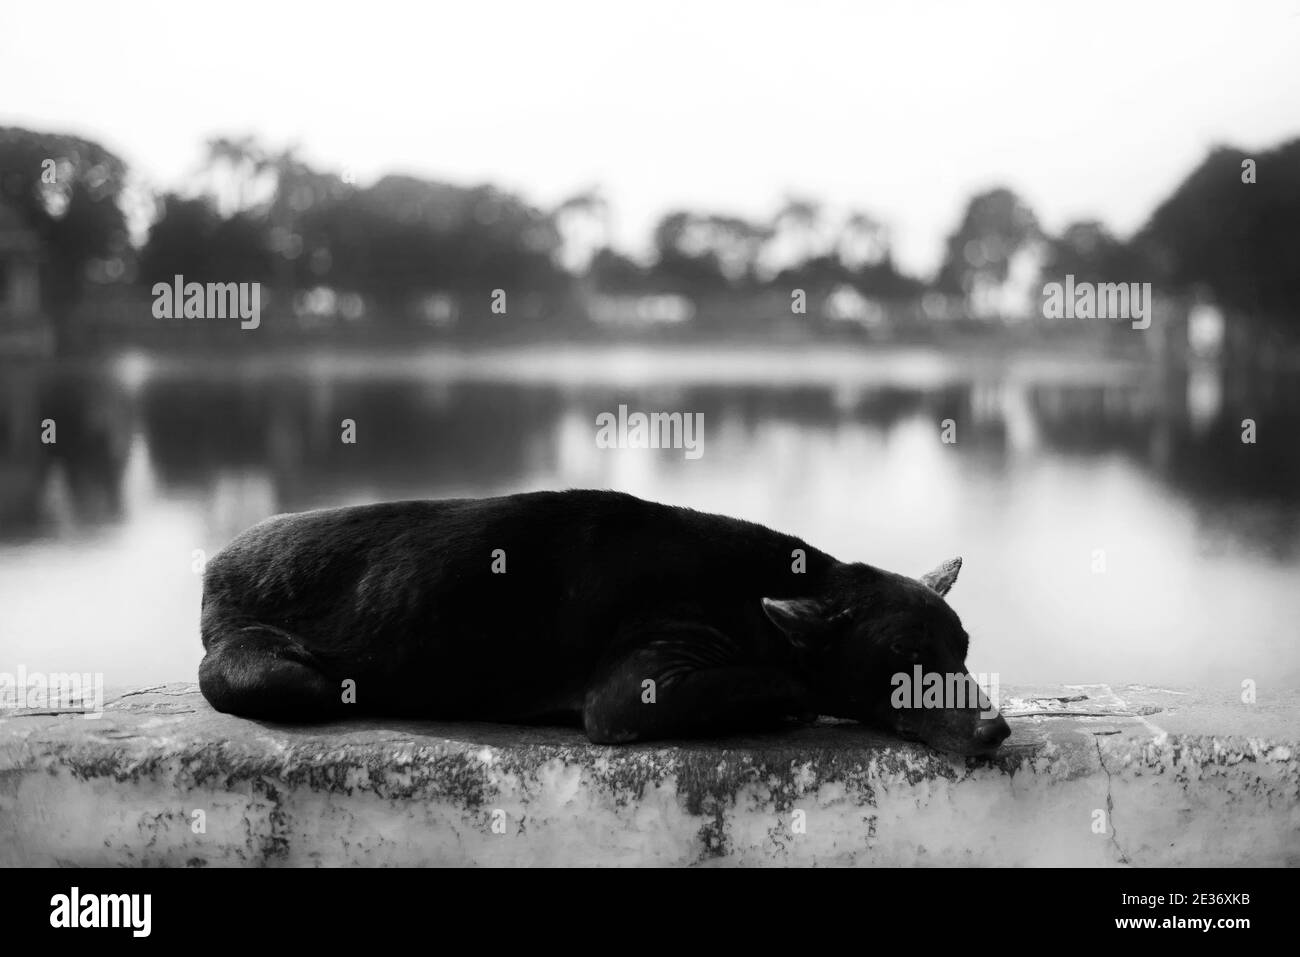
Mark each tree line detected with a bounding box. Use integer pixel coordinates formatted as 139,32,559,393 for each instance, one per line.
1,126,1297,334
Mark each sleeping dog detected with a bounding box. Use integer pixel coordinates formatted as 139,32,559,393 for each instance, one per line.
198,490,1010,754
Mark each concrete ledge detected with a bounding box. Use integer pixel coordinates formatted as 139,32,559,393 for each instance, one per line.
1,684,1296,866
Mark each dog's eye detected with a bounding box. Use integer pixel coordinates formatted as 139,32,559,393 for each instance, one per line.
890,641,919,661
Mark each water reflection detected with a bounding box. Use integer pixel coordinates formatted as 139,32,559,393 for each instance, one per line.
2,347,1299,690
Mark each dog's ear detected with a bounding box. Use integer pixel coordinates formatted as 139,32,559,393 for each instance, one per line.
920,557,962,596
761,597,840,647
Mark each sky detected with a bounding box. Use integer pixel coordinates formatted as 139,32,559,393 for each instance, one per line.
2,0,1299,276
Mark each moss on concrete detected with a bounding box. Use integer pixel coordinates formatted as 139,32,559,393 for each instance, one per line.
1,683,1296,866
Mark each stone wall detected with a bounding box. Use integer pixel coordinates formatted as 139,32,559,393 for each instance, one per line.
1,684,1295,866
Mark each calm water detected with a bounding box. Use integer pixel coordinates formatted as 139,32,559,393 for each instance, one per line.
3,343,1299,691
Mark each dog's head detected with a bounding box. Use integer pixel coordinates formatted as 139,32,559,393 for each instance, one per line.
763,558,1010,755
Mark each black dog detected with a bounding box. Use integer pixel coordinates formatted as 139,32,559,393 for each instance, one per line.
199,490,1010,754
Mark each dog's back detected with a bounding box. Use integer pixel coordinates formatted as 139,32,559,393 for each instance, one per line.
198,490,830,724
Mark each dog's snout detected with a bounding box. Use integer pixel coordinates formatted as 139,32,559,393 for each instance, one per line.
974,715,1011,750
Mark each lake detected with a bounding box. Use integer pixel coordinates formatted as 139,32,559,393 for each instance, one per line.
2,342,1299,692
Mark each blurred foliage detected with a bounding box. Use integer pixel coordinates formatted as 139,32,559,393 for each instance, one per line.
1041,220,1137,284
652,210,770,292
326,176,565,299
2,126,1299,339
0,127,130,320
140,196,273,284
936,187,1042,296
1136,139,1300,325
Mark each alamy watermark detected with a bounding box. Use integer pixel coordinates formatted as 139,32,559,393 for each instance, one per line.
0,666,104,718
890,666,1001,719
50,887,151,937
1042,274,1151,329
595,404,704,460
152,274,261,329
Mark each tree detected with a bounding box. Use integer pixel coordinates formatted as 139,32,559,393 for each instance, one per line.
202,135,275,214
202,137,356,299
0,127,130,336
587,247,646,292
298,174,565,316
935,187,1043,316
138,195,272,286
552,188,610,274
1040,220,1135,286
1135,139,1300,330
651,210,770,293
837,211,890,269
188,139,569,320
772,196,825,264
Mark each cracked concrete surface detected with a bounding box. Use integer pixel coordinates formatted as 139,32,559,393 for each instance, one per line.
0,683,1296,866
1093,737,1129,865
